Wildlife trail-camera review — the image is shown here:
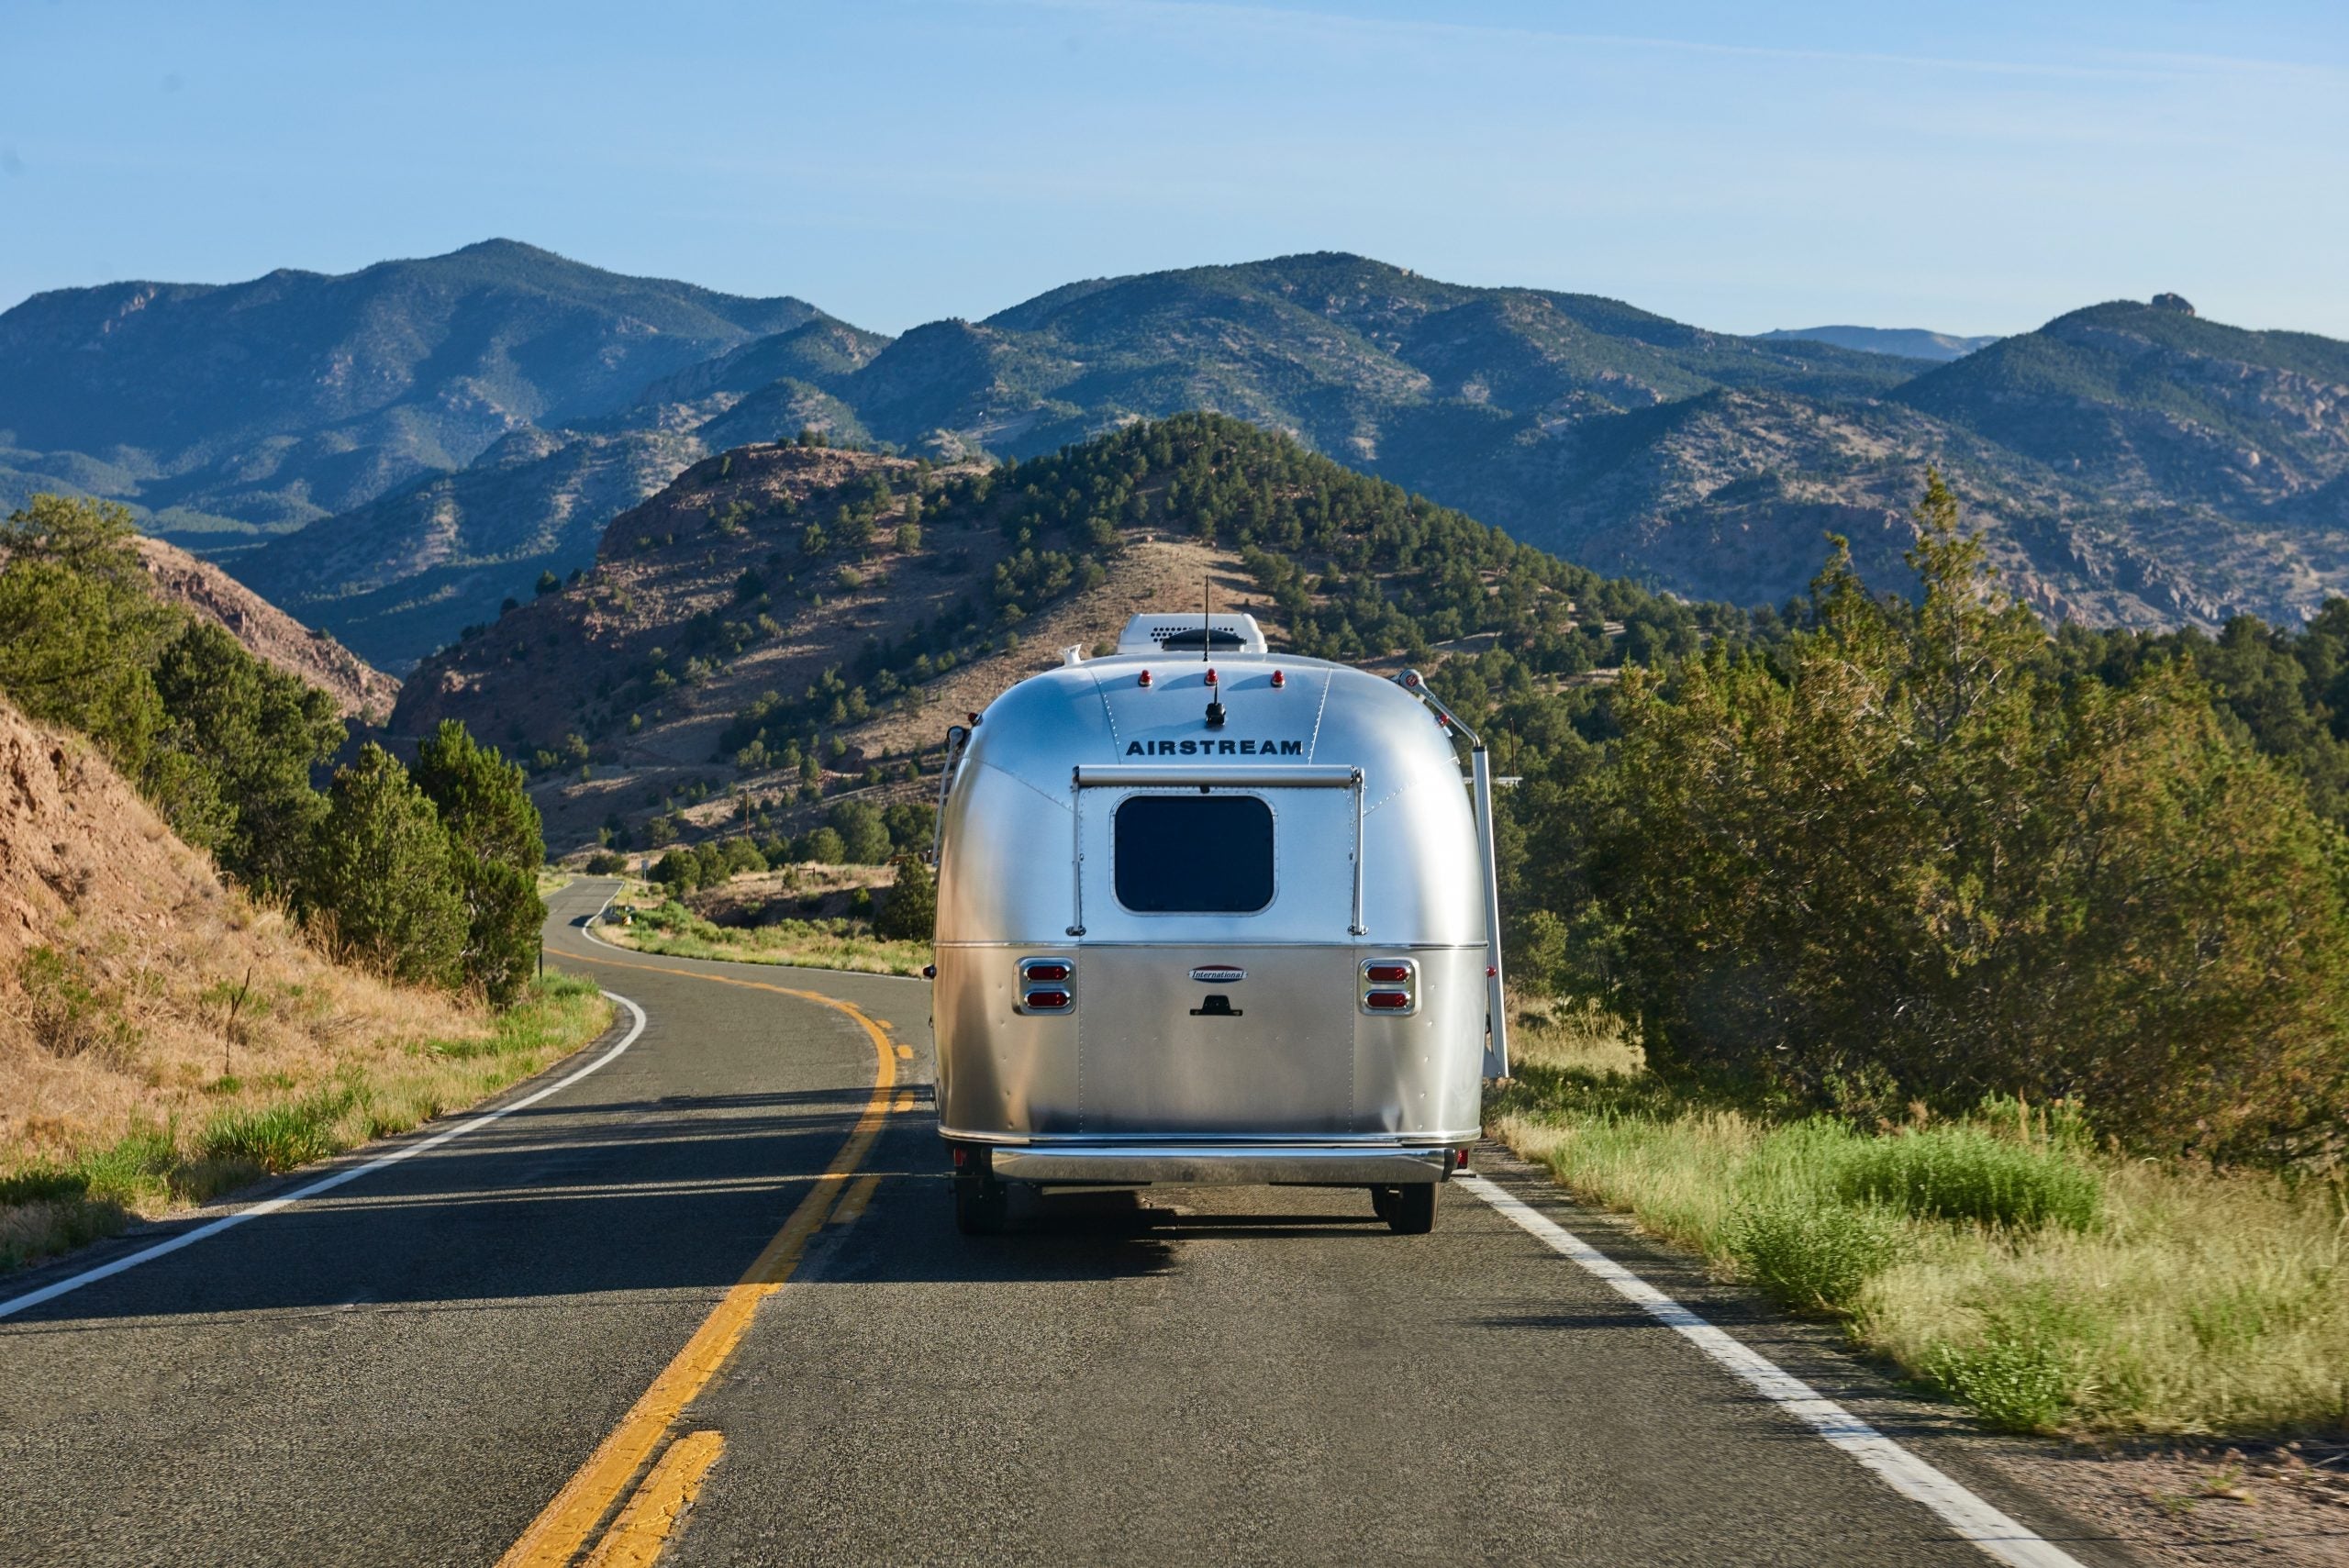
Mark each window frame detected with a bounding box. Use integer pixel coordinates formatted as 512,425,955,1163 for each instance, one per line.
1108,791,1279,917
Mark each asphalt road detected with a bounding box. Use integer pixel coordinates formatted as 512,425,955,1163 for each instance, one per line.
0,879,2141,1567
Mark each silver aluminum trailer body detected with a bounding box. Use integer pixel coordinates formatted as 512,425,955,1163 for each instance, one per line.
931,615,1504,1233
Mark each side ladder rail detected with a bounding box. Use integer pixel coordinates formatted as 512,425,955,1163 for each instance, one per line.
928,723,974,868
1394,670,1510,1080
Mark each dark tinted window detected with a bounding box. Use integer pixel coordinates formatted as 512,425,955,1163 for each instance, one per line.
1113,795,1275,913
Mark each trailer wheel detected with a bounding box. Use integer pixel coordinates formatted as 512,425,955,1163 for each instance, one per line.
953,1173,1009,1235
1383,1184,1436,1235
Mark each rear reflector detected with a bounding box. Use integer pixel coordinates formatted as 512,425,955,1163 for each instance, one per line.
1024,988,1071,1010
1024,962,1071,983
1364,990,1411,1011
1364,963,1410,984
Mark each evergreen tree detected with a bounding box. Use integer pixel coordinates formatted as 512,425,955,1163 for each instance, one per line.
1578,473,2349,1158
150,619,347,900
411,720,546,1005
874,854,936,941
306,745,466,987
0,496,179,775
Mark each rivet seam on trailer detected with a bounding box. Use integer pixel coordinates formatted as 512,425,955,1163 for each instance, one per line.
1306,666,1334,762
974,758,1074,816
1088,666,1122,752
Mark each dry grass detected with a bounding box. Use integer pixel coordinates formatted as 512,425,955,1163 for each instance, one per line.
1489,1006,2349,1438
1,975,610,1271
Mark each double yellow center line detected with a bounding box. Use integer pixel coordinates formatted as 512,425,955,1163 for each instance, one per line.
497,950,903,1568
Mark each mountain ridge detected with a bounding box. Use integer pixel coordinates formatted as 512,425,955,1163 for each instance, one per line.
13,242,2349,664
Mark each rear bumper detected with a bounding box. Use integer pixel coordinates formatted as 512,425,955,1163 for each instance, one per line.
979,1141,1460,1186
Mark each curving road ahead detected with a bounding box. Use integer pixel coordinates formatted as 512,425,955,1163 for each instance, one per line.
0,880,2141,1566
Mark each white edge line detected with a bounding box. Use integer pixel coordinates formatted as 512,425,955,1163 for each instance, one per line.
0,991,649,1322
1458,1174,2089,1568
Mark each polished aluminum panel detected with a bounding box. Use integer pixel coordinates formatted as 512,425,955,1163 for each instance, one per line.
932,647,1495,1178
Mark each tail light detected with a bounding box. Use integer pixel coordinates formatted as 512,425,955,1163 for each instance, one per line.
1018,956,1074,1014
1359,957,1419,1016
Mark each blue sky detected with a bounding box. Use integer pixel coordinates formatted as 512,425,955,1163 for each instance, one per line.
3,0,2344,338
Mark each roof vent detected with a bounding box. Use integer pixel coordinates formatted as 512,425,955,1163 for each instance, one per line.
1115,613,1267,655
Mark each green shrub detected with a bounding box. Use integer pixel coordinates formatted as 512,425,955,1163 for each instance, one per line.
201,1086,356,1173
1727,1195,1909,1313
1836,1126,2101,1231
1918,1289,2097,1432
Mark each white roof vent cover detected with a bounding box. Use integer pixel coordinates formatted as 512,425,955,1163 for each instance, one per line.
1115,612,1267,655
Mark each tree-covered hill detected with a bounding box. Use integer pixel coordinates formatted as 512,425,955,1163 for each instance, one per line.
0,239,828,537
389,415,1725,851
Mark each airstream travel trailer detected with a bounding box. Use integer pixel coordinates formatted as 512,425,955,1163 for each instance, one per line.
930,611,1510,1235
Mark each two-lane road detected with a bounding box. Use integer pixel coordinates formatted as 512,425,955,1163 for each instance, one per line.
0,881,2136,1565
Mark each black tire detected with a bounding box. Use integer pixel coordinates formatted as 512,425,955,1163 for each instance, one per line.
1384,1183,1436,1235
953,1173,1008,1235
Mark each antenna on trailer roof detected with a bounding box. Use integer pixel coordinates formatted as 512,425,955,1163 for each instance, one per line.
1201,574,1212,661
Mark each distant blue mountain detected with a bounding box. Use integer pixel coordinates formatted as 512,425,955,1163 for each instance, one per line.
1757,325,2000,361
0,239,829,536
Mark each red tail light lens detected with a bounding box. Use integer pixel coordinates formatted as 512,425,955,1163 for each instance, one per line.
1364,990,1411,1011
1019,957,1074,1013
1364,963,1410,984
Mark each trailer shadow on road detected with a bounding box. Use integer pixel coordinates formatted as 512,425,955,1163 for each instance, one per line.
6,1073,1495,1332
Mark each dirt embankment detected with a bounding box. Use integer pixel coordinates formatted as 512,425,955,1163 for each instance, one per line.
135,536,401,720
0,695,467,1164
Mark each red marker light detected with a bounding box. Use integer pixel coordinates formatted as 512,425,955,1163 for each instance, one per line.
1365,963,1410,984
1024,988,1071,1010
1486,965,1498,978
1023,962,1071,983
1138,669,1152,687
1364,990,1411,1011
1270,670,1286,689
1205,667,1219,686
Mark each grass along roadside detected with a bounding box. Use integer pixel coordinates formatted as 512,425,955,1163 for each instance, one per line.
597,881,930,978
0,974,612,1273
1488,1003,2349,1438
